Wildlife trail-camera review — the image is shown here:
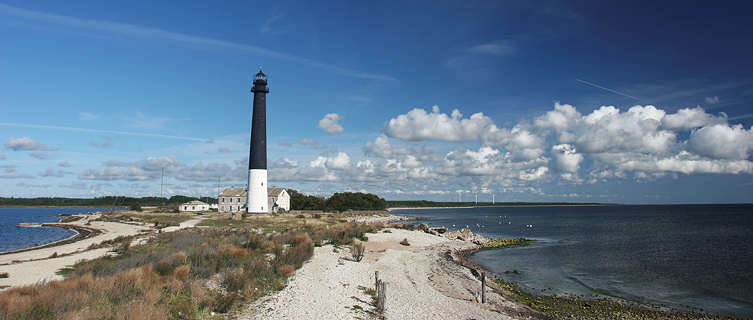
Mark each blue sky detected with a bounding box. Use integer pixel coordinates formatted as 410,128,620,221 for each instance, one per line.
1,0,752,203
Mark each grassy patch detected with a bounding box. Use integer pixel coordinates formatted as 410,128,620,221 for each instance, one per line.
96,211,194,227
54,268,73,277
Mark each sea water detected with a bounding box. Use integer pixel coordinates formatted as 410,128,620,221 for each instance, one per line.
0,207,121,253
392,205,753,317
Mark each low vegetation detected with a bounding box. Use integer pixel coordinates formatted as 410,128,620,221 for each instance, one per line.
95,211,195,228
0,211,383,320
351,239,365,262
0,273,8,279
399,238,410,246
479,238,532,250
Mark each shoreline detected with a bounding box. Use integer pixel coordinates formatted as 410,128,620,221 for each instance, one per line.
385,212,748,319
0,219,102,256
387,204,606,211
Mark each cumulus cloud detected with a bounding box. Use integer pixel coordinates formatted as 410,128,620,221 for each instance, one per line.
551,144,583,172
385,106,494,142
58,161,72,167
310,152,351,170
317,113,344,134
4,137,56,151
688,124,753,160
661,107,726,130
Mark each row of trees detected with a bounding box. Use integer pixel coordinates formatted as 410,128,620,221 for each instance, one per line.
0,196,217,207
288,190,387,211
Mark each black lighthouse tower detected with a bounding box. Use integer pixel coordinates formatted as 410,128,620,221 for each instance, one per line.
247,68,269,213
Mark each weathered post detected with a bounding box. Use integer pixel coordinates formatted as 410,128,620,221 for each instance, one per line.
375,270,379,295
379,281,387,312
481,272,486,304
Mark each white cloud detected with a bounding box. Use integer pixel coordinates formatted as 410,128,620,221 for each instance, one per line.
661,107,726,130
536,105,676,154
317,113,344,135
688,124,753,160
310,152,351,170
4,137,56,151
58,161,72,167
218,147,231,153
551,144,583,172
705,96,720,104
385,106,494,142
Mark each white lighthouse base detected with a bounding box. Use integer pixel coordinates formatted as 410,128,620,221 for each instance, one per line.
247,169,268,213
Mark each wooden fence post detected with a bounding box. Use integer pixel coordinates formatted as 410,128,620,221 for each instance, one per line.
375,270,379,296
481,272,486,304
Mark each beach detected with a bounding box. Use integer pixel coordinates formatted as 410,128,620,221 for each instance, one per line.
242,227,529,319
0,213,152,288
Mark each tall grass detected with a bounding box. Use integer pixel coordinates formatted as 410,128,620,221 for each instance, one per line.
0,227,315,320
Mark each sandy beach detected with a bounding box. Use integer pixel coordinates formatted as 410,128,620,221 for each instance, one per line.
242,227,529,320
0,214,152,289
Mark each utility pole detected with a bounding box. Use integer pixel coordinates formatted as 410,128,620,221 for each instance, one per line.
492,193,495,204
475,193,478,205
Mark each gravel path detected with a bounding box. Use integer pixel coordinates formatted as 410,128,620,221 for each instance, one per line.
241,228,522,320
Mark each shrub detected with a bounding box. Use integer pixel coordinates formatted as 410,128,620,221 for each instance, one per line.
296,214,305,219
276,265,295,277
174,265,190,282
351,239,365,262
0,272,7,278
130,204,142,211
400,238,410,246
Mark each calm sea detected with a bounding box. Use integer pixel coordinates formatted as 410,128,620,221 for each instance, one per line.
392,205,753,317
0,207,122,253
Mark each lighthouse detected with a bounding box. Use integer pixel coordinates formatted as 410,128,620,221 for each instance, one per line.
247,68,269,213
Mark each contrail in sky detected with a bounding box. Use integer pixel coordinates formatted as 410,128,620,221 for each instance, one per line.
0,3,396,81
0,122,216,143
575,78,641,100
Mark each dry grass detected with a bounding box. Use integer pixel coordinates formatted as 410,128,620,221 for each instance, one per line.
276,265,295,277
0,227,321,319
351,239,365,262
0,214,383,320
